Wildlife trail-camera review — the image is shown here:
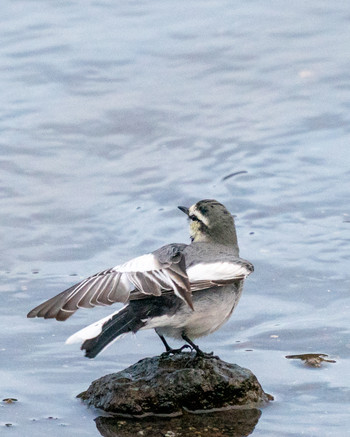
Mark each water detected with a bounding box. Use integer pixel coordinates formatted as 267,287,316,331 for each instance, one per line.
1,0,350,435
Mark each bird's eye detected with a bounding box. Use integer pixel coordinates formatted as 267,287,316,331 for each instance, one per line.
189,214,200,222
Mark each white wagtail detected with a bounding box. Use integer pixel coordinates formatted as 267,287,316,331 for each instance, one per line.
27,199,253,358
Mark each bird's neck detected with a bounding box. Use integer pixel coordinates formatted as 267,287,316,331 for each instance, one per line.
192,230,240,255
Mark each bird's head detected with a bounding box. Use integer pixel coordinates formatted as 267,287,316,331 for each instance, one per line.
178,199,239,248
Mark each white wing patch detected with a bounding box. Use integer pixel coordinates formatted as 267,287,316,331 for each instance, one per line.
187,261,251,282
114,253,161,272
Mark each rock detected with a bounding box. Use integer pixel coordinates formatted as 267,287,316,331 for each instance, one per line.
78,352,272,417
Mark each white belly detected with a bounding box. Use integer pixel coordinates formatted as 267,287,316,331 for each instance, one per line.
145,284,243,340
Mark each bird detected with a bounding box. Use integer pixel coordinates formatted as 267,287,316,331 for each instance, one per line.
27,199,254,359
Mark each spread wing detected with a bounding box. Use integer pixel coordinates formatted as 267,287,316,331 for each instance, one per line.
27,244,191,321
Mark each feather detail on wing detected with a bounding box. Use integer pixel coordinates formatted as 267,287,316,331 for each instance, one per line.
187,259,253,291
27,244,192,321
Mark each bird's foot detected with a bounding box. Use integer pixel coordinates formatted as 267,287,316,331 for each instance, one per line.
195,349,219,360
181,333,219,359
161,344,192,357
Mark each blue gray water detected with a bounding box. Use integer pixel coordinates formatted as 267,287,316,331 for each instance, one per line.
1,0,350,435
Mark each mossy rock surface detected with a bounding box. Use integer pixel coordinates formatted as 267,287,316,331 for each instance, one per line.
79,352,272,417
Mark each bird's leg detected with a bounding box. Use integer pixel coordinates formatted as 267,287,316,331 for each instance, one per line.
156,332,192,355
157,333,172,352
181,333,219,359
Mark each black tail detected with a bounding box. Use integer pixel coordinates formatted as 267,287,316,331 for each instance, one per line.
82,294,182,358
82,305,146,358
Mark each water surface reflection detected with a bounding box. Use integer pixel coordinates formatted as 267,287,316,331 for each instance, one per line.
1,0,350,436
95,409,262,437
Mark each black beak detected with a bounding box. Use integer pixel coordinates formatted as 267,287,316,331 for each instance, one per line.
178,205,189,216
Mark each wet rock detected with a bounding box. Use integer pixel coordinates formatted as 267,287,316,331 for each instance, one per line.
2,398,18,404
79,352,272,417
286,353,336,367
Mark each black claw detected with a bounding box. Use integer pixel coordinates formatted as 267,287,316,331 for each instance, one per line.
195,350,219,359
161,344,192,357
181,333,219,359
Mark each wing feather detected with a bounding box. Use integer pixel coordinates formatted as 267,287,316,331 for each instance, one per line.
27,244,253,322
188,259,253,282
27,245,192,321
